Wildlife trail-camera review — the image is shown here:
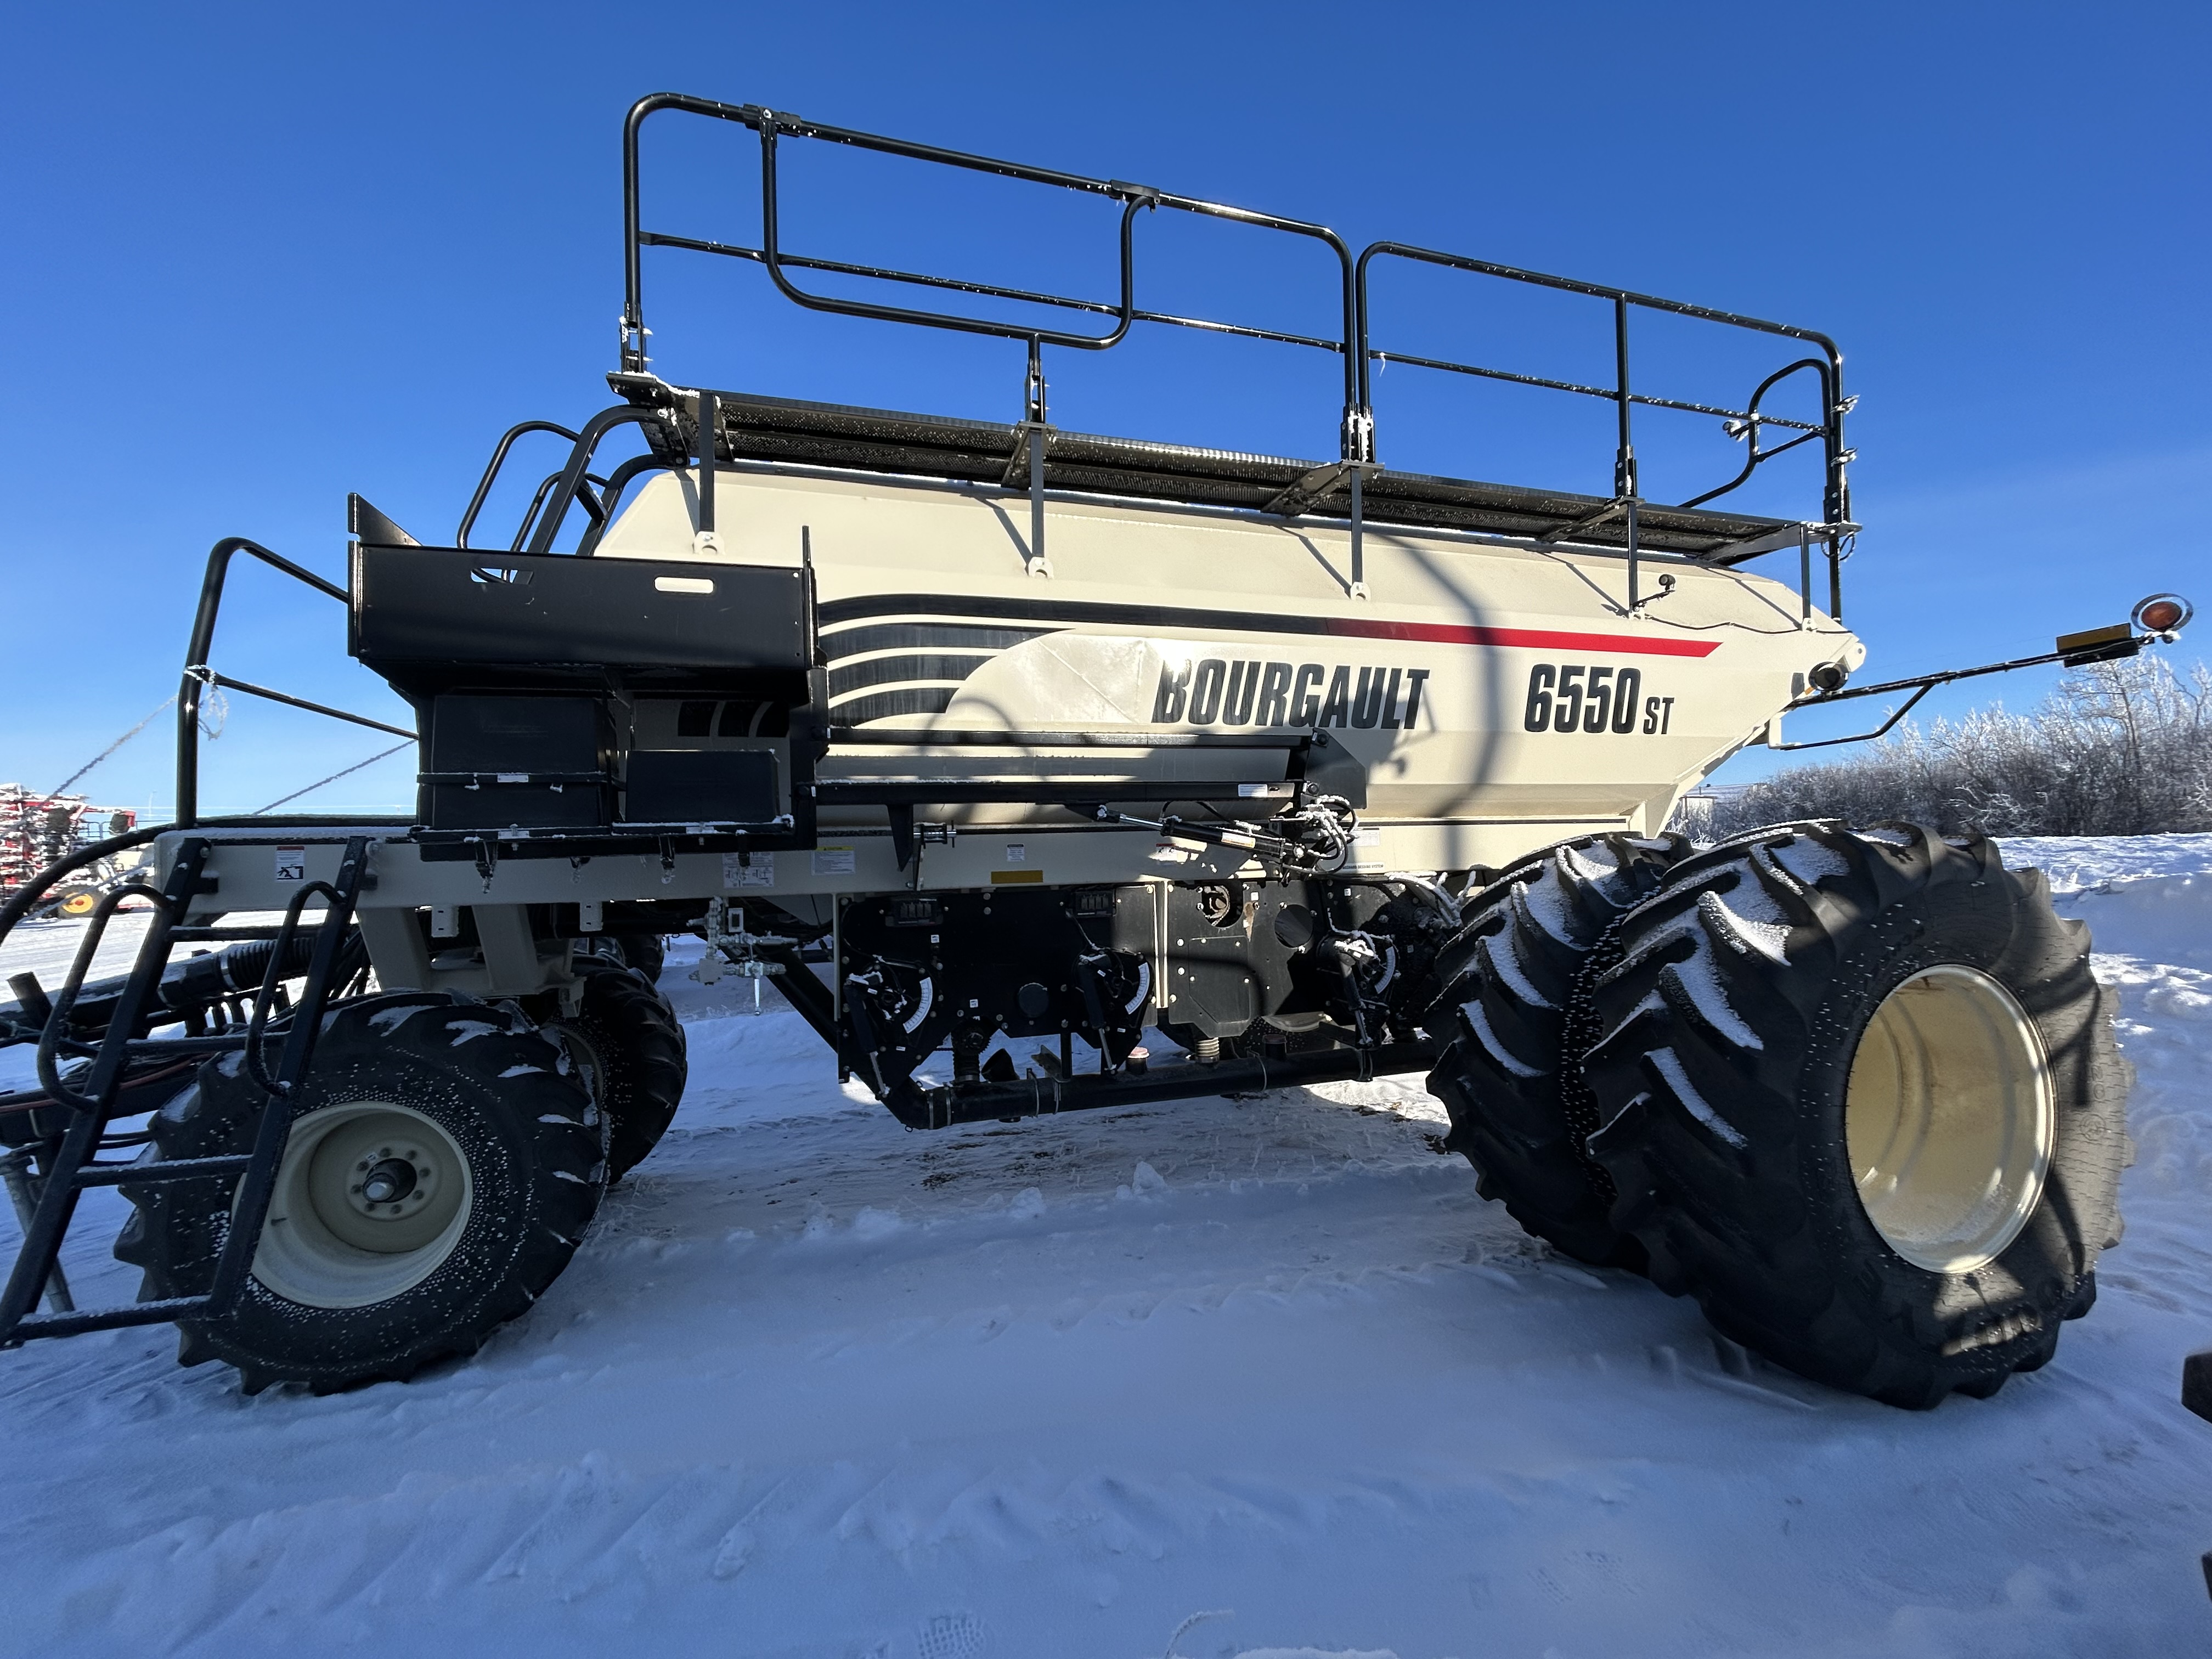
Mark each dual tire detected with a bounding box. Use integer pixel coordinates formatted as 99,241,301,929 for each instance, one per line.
1430,821,2129,1407
1425,832,1688,1267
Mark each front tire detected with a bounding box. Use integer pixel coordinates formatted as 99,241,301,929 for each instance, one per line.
1584,823,2130,1407
114,994,607,1393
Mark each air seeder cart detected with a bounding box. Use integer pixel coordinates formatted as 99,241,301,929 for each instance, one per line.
0,95,2176,1403
0,788,141,919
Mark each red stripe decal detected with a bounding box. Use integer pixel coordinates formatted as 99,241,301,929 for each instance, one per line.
1323,618,1720,658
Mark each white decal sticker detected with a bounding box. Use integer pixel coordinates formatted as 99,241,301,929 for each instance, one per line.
723,851,775,889
274,847,306,883
1003,843,1028,864
812,845,856,877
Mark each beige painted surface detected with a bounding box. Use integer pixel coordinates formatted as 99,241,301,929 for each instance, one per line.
598,464,1858,853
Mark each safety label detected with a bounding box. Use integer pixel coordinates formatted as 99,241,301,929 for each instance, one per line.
722,851,775,889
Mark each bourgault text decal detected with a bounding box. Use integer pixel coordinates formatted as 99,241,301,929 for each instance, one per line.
1153,658,1430,730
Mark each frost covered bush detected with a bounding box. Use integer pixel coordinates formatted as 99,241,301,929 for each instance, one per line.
1705,657,2212,838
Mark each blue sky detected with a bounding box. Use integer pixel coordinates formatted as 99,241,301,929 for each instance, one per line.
3,3,2205,815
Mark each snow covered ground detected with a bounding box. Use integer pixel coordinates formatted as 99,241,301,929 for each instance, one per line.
4,837,2212,1658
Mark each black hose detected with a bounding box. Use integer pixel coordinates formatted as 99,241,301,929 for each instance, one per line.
3,916,370,1035
160,931,320,1008
0,823,167,944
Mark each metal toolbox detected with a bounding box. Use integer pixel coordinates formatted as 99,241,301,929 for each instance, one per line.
350,543,812,693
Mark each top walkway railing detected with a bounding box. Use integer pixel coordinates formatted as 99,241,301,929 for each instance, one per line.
511,94,1857,613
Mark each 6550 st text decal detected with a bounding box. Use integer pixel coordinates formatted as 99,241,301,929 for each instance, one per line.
1522,664,1674,735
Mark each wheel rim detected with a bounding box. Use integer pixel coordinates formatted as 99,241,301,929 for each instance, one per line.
251,1102,473,1308
58,890,97,917
1846,964,2055,1274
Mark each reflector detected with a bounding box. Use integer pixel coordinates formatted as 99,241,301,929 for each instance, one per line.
2134,594,2192,634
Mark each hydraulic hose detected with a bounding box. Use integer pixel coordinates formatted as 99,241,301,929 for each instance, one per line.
3,916,366,1034
1,911,370,1129
0,816,407,953
159,930,321,1009
0,823,167,947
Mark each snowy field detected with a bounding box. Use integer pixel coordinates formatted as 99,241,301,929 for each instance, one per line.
4,836,2212,1657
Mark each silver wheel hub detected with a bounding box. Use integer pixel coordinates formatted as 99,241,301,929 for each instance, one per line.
1846,964,2055,1275
251,1102,473,1309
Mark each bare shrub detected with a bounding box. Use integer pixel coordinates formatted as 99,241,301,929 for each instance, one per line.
1705,656,2212,838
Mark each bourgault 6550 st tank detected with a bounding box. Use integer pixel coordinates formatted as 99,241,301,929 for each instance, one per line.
0,94,2170,1408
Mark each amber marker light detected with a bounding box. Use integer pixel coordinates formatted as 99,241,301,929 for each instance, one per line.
2133,594,2193,636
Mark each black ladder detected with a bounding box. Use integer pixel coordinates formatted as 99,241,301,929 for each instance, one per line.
0,836,369,1346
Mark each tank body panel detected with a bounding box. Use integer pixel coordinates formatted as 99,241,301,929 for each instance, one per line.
594,465,1859,864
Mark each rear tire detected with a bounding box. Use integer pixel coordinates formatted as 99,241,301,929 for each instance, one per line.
559,961,687,1181
1583,823,2130,1408
584,932,666,984
1424,832,1688,1266
114,993,607,1393
618,933,667,984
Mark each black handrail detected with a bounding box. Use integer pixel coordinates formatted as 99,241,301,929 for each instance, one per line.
1350,240,1852,610
189,671,415,741
516,471,612,553
605,95,1852,593
617,94,1365,448
523,406,669,557
635,233,1347,356
1675,359,1833,511
456,420,579,548
634,230,1834,444
1351,242,1844,422
574,453,682,555
758,125,1149,355
33,881,173,1109
176,538,416,827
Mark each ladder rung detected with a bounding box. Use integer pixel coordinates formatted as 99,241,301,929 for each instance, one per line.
7,1294,213,1342
0,832,371,1353
74,1154,251,1188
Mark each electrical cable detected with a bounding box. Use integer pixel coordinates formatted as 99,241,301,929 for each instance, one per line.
252,740,414,815
46,696,177,798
